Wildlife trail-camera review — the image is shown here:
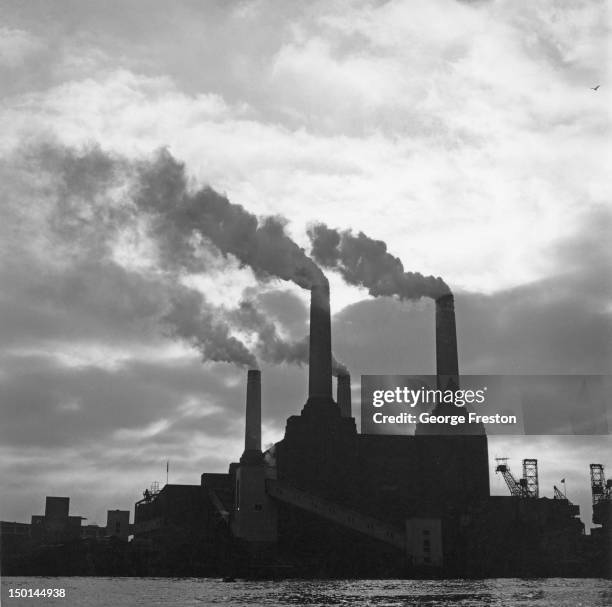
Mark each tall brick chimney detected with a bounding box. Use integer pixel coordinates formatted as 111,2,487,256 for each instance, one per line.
435,293,459,390
241,369,263,463
307,279,333,406
337,373,352,418
234,368,277,542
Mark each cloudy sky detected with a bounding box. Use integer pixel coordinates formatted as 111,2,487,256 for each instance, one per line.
0,0,610,528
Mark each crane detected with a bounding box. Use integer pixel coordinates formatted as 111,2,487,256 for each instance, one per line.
522,459,539,498
553,485,565,500
590,464,612,505
495,458,539,498
590,463,612,527
496,458,527,497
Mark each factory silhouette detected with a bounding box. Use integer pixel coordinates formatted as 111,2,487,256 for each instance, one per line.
2,279,610,578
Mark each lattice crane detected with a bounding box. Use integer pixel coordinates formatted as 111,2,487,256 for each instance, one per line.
590,464,612,505
495,458,538,498
590,463,612,527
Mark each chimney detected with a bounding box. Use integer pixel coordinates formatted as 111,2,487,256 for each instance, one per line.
234,368,278,542
241,369,263,463
337,373,352,418
435,293,459,390
307,279,333,405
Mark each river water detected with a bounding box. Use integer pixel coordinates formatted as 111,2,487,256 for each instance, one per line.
1,577,611,606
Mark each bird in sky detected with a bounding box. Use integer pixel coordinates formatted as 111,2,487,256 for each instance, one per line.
591,85,600,91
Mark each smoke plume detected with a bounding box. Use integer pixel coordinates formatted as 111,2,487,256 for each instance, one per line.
308,223,450,300
164,288,257,368
10,143,338,369
231,299,308,366
4,142,261,367
133,150,326,289
10,143,370,371
231,299,348,375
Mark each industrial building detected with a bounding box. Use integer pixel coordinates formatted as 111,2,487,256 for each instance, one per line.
30,497,84,544
0,496,132,574
133,281,610,578
25,498,131,544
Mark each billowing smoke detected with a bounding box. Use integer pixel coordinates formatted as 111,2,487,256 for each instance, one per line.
5,142,261,367
308,223,450,300
133,150,326,289
231,299,348,375
13,143,337,369
9,142,368,371
164,288,257,368
129,150,341,368
231,300,308,366
128,150,354,370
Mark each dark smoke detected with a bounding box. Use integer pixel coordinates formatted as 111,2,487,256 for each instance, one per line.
308,223,450,300
231,299,348,375
134,150,326,289
129,149,337,369
12,143,340,370
10,142,258,367
231,299,308,366
164,288,257,368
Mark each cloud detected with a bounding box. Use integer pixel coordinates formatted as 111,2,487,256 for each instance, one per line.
1,48,606,295
0,143,257,368
333,207,611,378
0,354,248,523
0,142,336,369
0,27,42,68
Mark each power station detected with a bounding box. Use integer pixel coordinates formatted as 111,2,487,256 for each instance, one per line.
128,279,609,578
3,279,608,577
